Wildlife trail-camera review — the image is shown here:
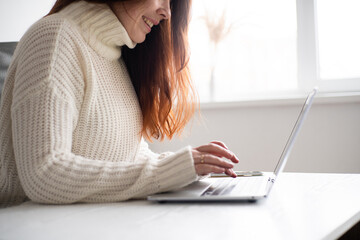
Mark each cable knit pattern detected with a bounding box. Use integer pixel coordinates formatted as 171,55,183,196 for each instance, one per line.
0,1,197,207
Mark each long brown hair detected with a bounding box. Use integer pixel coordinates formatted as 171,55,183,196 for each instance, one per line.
47,0,198,141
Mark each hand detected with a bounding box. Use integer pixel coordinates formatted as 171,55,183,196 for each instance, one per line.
192,141,239,178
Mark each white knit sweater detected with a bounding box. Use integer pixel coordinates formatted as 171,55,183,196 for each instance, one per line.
0,1,197,207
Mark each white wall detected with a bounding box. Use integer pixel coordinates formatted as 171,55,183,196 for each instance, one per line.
0,0,56,42
149,94,360,173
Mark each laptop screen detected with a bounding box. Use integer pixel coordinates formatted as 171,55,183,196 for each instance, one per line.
273,88,318,176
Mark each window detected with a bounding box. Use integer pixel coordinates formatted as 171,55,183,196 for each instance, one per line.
189,0,360,102
317,0,360,80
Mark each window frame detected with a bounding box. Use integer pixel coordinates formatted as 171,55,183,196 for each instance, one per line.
297,0,360,93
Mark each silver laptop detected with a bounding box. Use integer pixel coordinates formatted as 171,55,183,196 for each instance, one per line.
148,88,318,203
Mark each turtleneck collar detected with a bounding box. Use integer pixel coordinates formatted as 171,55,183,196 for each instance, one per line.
59,0,136,60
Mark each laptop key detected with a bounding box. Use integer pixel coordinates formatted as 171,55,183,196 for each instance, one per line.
201,178,236,196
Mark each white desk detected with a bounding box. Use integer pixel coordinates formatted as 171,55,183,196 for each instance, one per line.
0,173,359,240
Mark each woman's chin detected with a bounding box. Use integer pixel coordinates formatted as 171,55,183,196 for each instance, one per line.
131,34,146,44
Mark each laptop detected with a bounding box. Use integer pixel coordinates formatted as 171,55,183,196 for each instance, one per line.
148,88,318,203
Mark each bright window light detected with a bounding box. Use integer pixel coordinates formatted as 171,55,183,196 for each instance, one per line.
316,0,360,80
188,0,297,102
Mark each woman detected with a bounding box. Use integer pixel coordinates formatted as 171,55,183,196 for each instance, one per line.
0,0,239,207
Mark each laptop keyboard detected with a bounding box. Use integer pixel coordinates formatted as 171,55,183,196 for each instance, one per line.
201,177,265,196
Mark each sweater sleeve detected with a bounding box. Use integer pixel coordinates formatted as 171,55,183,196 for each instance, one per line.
10,18,197,204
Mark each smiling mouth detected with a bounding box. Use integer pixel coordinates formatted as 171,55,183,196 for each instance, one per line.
142,16,154,29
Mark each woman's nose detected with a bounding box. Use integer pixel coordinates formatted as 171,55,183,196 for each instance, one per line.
157,0,171,20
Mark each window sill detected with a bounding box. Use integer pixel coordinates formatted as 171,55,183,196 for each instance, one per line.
199,91,360,109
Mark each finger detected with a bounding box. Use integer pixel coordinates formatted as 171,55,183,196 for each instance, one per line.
213,143,240,163
195,164,225,176
225,168,237,178
194,154,234,169
196,143,239,163
209,141,231,158
210,141,228,149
